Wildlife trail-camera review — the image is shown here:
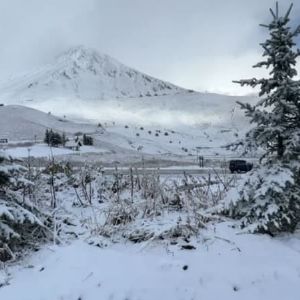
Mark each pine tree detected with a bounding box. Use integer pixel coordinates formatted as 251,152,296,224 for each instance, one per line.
221,3,300,234
46,129,63,147
0,155,9,187
0,151,49,261
83,134,93,146
51,132,62,146
44,129,50,145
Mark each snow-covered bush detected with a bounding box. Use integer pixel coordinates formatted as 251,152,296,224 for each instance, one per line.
103,201,139,226
222,4,300,234
87,169,223,243
0,151,49,261
220,164,299,233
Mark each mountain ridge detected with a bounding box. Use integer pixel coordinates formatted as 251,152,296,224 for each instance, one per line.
0,46,187,102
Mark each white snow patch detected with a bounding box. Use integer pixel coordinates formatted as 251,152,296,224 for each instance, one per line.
1,222,300,300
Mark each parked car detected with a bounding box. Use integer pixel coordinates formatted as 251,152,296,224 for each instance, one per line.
229,160,253,173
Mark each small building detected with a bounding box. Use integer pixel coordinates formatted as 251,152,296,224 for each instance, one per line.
65,140,82,151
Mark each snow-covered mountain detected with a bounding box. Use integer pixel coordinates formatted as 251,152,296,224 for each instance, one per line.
0,46,185,102
0,45,257,130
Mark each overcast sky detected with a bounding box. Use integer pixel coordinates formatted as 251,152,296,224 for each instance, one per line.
0,0,299,95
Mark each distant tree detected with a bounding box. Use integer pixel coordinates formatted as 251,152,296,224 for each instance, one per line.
62,132,67,147
0,155,9,187
83,134,93,146
52,132,62,147
222,3,300,234
45,129,63,147
44,129,50,145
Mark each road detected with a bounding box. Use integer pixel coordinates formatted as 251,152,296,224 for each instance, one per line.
102,167,230,176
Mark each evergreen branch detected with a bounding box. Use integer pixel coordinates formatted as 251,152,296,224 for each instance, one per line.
259,24,270,28
261,44,271,56
294,25,300,36
233,78,259,87
284,3,293,21
236,101,255,113
253,61,269,68
269,8,276,19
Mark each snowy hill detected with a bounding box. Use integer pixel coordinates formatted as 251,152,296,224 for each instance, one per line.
0,46,185,102
0,105,97,141
22,91,256,132
0,105,251,161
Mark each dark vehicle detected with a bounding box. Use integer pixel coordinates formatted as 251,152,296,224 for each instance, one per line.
229,160,253,173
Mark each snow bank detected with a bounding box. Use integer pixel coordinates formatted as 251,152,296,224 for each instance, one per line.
1,222,300,300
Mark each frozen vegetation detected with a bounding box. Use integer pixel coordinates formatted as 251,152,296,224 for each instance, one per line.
0,155,299,300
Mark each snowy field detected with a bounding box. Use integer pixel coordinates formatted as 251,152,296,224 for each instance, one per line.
3,144,109,158
0,162,299,300
1,222,300,300
0,105,256,169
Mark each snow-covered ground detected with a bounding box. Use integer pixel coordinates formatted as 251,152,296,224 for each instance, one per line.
1,221,299,300
0,105,255,166
0,163,299,300
3,144,109,158
0,105,98,142
101,122,246,157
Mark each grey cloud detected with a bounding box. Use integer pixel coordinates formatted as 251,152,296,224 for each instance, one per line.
0,0,299,94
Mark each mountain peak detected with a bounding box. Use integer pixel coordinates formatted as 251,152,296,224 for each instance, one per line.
56,45,115,74
0,46,186,102
57,46,108,64
59,45,98,57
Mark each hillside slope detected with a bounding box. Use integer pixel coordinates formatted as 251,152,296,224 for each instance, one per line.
0,105,96,141
25,91,255,128
0,105,248,159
